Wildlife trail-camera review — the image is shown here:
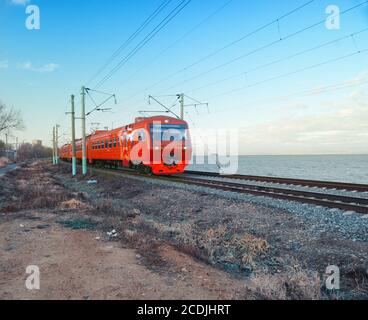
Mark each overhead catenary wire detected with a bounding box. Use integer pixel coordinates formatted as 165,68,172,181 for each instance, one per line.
208,48,368,100
94,0,193,90
161,1,368,93
201,76,368,116
86,0,173,86
185,27,368,93
120,0,317,103
122,0,235,84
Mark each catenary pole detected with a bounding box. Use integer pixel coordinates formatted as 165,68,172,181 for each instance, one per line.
55,124,60,164
179,93,184,120
52,126,56,165
71,95,77,176
81,86,87,175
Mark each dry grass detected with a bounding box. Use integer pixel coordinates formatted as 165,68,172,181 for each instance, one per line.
59,199,91,210
119,219,169,269
92,199,118,215
142,222,268,270
1,161,73,212
248,266,321,300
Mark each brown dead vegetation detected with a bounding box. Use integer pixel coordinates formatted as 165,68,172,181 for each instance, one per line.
0,161,87,213
248,266,321,300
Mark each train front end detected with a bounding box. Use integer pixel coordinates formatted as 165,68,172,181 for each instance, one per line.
148,117,192,175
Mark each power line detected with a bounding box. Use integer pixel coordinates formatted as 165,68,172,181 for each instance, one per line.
186,27,368,93
122,0,235,84
277,77,368,100
120,0,316,102
86,0,173,86
209,48,368,100
203,76,368,116
162,1,368,92
95,0,192,89
94,0,192,89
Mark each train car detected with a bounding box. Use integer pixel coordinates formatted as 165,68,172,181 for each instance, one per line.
60,116,192,175
60,144,72,161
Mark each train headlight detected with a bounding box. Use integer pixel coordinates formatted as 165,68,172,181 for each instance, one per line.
154,146,160,150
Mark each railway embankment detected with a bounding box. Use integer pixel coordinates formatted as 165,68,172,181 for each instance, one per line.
0,160,367,299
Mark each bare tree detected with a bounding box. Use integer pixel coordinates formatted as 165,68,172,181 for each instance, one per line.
0,102,25,134
17,143,52,161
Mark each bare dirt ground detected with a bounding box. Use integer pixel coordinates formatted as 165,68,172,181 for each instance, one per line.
0,160,367,300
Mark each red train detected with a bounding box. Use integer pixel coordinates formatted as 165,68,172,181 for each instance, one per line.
60,116,192,175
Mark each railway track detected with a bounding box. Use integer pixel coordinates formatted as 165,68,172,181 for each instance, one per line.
185,170,368,192
61,162,368,215
170,176,368,215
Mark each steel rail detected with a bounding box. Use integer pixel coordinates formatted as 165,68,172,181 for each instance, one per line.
184,170,368,192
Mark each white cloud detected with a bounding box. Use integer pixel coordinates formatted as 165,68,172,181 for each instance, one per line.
9,0,30,6
0,60,8,69
17,61,60,73
239,89,368,155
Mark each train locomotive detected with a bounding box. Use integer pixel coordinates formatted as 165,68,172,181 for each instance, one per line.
60,116,192,175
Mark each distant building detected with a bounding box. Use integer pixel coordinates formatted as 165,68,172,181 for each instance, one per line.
32,140,42,146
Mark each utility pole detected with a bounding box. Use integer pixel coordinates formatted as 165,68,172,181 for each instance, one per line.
81,86,87,175
52,126,56,165
70,95,77,177
55,124,60,164
179,93,184,120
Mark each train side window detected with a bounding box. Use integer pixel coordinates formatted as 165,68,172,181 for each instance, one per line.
113,138,117,148
105,140,108,148
109,140,113,148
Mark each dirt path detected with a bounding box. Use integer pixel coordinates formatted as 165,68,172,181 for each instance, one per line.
0,216,246,300
0,212,246,300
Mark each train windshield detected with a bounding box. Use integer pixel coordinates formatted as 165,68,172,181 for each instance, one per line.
151,124,187,141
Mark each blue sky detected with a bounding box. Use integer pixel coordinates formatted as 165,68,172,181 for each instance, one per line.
0,0,367,154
